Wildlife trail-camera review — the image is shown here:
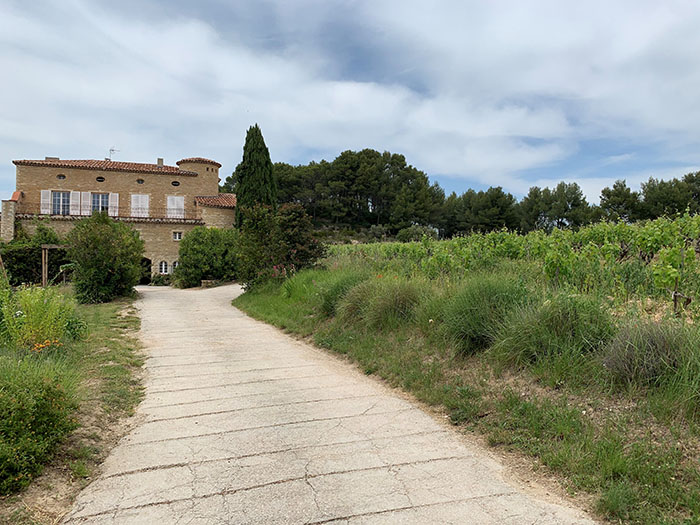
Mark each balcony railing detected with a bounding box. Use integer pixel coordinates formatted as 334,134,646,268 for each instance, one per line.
15,205,203,222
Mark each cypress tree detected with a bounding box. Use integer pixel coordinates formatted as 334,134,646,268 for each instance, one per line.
235,124,278,224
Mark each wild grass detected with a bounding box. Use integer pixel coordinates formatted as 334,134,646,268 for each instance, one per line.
443,272,531,355
490,293,615,388
234,258,700,523
0,285,143,501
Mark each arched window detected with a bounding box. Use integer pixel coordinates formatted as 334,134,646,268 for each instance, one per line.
172,261,179,270
159,261,168,274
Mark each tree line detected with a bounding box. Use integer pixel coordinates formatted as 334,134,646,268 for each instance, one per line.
222,146,700,237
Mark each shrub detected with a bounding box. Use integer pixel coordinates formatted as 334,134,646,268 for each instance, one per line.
0,357,78,494
0,224,69,286
66,213,144,303
443,274,530,355
602,320,688,387
238,204,325,288
396,225,438,243
172,227,237,288
0,286,84,351
491,293,614,386
150,274,172,287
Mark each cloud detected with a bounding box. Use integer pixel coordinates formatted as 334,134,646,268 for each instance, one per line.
1,0,699,200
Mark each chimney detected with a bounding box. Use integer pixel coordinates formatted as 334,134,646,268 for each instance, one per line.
157,158,164,166
45,156,59,161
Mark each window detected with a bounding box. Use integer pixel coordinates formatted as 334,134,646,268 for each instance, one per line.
56,174,66,180
51,191,70,215
92,193,109,212
172,231,183,241
166,195,185,219
171,180,180,187
172,261,179,270
131,194,149,218
96,176,105,182
137,178,145,184
159,261,169,274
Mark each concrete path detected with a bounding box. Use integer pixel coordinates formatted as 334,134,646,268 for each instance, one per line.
63,284,594,524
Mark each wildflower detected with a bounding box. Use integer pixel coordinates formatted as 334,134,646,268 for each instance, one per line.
13,310,24,318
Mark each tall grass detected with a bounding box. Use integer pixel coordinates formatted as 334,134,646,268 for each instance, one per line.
490,293,614,388
0,286,86,351
0,356,79,493
443,273,530,355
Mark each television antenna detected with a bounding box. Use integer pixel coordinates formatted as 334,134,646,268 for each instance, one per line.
108,147,120,160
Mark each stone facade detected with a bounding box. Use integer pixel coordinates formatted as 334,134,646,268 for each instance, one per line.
4,156,236,275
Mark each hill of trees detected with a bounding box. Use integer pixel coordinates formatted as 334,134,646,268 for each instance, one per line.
221,148,700,237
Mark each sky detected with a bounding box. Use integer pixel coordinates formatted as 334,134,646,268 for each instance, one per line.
2,0,700,202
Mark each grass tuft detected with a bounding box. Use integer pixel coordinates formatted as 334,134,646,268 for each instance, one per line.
443,273,530,355
491,293,614,387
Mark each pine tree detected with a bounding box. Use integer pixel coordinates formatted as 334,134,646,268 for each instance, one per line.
235,124,278,224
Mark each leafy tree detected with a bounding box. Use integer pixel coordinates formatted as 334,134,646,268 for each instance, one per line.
548,182,590,229
172,227,238,288
66,213,144,303
237,204,325,288
600,180,641,222
234,124,278,224
517,186,552,232
640,177,692,219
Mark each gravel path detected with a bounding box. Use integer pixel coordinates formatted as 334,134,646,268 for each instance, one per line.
62,284,595,524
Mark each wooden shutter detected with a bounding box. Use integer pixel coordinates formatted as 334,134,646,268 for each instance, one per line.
141,194,150,217
167,196,184,218
70,191,81,215
81,192,91,215
40,190,51,214
108,193,119,217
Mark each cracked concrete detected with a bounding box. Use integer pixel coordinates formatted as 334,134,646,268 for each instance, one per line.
62,284,595,524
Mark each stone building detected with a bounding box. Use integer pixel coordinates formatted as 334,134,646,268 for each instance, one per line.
1,156,236,276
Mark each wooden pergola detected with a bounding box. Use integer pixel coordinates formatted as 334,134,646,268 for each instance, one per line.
41,244,69,287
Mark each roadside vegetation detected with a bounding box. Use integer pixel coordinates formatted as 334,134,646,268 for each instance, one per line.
234,213,700,524
0,216,144,523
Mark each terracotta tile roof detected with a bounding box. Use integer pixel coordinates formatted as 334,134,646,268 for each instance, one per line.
12,159,198,176
9,191,22,202
194,194,237,209
177,157,222,168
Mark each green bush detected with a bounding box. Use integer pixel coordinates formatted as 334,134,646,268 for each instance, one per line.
238,204,325,288
172,227,238,288
492,293,614,386
0,356,78,494
443,274,530,355
66,213,144,303
0,224,69,286
0,286,84,351
396,224,437,243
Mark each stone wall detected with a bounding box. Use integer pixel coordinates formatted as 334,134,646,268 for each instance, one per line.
200,206,236,229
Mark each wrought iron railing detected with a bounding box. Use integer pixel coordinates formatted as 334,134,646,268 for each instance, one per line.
15,204,203,221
